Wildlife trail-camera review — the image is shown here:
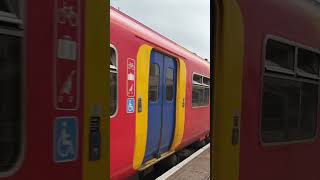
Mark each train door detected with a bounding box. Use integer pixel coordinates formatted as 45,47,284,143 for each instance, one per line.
213,0,244,180
144,51,177,162
82,0,108,179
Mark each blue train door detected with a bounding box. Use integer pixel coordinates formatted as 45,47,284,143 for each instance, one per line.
144,51,177,162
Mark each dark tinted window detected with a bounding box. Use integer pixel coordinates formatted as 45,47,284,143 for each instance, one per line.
10,1,19,16
166,68,174,101
0,1,10,12
110,47,117,116
203,77,210,86
262,77,317,143
149,64,160,102
297,48,320,76
193,74,202,84
266,39,295,73
192,85,204,106
262,38,318,144
204,87,210,105
0,34,22,172
0,0,19,16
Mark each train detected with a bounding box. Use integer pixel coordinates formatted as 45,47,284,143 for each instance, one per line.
3,0,318,180
110,7,210,180
213,0,320,180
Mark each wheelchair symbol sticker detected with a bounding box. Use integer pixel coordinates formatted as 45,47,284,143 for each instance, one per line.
127,98,135,113
54,117,78,163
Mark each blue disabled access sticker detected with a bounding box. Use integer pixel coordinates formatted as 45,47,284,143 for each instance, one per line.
127,98,135,113
54,117,78,163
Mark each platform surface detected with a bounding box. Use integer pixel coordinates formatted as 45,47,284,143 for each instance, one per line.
157,144,210,180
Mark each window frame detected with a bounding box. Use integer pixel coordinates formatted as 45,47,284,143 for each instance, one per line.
192,72,210,108
0,0,25,177
110,44,118,118
260,35,320,147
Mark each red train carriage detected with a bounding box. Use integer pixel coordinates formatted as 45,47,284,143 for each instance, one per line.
0,1,107,180
110,7,210,179
240,1,320,179
213,0,320,179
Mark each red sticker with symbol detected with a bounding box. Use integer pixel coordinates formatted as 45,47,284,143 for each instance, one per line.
127,58,135,97
55,0,81,110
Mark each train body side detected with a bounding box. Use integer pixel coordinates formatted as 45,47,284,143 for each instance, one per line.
110,7,210,179
0,1,83,179
238,0,320,179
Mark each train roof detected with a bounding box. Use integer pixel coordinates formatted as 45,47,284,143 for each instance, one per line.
110,6,210,66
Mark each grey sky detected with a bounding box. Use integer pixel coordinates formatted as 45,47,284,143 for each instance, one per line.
110,0,210,60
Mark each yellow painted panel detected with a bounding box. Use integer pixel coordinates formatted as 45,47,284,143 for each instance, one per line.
170,58,186,151
213,0,244,180
133,44,153,170
82,0,108,180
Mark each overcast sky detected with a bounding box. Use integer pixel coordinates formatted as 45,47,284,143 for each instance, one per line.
110,0,210,60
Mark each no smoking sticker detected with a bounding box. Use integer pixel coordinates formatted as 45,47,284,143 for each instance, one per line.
127,58,135,97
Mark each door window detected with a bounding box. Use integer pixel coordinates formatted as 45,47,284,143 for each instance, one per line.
166,68,174,101
149,64,160,102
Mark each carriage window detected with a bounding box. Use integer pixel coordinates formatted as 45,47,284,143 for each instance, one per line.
261,38,318,144
0,34,22,173
262,77,317,142
9,0,19,16
192,85,203,106
149,64,160,102
166,68,174,101
110,47,117,116
192,74,210,107
203,77,210,86
265,39,295,74
297,48,320,77
0,1,10,12
0,0,19,17
193,74,202,84
204,87,210,105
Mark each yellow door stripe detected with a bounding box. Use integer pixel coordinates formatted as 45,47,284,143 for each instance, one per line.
82,0,108,179
213,0,244,180
170,58,186,151
133,44,153,170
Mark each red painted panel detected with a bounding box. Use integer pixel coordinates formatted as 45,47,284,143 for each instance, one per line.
110,20,137,179
0,0,84,179
238,0,320,180
180,60,210,149
55,0,81,110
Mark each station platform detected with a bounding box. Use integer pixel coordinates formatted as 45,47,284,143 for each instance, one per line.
156,144,210,180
